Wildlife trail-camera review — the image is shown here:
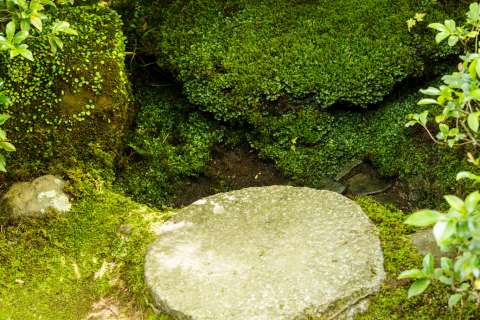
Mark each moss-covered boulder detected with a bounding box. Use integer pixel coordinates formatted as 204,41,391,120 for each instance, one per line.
0,172,167,319
0,5,130,177
141,0,459,121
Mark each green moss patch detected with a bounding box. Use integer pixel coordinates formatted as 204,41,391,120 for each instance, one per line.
0,174,167,319
249,91,470,207
119,86,224,207
0,5,130,179
140,0,460,121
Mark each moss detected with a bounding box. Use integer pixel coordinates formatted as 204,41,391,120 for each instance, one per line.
249,90,471,207
0,5,130,180
0,169,168,319
134,0,463,121
118,86,224,207
355,197,480,319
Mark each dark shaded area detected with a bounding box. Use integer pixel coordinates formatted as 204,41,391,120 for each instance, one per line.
173,145,290,207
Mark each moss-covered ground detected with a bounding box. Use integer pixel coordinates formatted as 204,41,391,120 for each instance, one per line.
0,169,169,319
2,177,479,319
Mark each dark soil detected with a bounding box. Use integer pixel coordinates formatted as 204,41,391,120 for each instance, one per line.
172,145,291,207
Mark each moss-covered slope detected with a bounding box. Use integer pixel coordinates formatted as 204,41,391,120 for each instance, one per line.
0,5,130,179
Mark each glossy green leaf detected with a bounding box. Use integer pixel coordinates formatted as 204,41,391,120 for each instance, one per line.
0,114,11,126
468,113,479,132
429,23,447,32
420,87,440,96
0,141,15,152
5,21,15,41
422,253,435,275
30,14,43,32
20,19,30,32
13,30,28,45
444,195,465,211
448,35,459,47
433,220,456,244
468,2,480,23
457,171,480,182
408,279,431,298
398,269,426,280
444,20,456,33
418,98,438,105
465,191,480,213
405,210,441,227
448,294,462,309
0,154,7,173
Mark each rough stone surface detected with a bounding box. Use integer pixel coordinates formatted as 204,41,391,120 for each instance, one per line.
0,175,71,222
346,173,392,196
145,186,385,320
411,228,454,263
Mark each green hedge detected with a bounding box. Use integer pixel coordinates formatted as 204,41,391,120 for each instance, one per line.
141,0,459,120
0,5,130,179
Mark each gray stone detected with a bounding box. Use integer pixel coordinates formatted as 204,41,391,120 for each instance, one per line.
411,228,454,263
334,159,363,181
312,177,347,194
145,186,385,320
0,175,71,222
346,173,392,196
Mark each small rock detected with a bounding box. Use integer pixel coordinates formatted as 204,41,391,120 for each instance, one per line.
313,177,347,194
0,175,71,223
346,173,392,196
411,228,454,262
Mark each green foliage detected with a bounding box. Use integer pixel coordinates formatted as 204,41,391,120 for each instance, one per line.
407,2,480,151
401,189,480,310
402,3,480,313
0,85,14,172
140,0,456,121
356,197,480,319
0,0,78,60
120,86,224,207
0,5,130,179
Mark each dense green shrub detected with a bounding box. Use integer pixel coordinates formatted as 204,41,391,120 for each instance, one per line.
0,5,130,179
120,86,224,207
249,91,470,205
138,0,462,121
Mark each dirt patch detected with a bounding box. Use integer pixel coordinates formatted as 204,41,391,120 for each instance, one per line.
85,298,144,320
173,145,291,207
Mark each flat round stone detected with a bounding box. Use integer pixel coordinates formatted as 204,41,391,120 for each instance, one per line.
145,186,384,319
